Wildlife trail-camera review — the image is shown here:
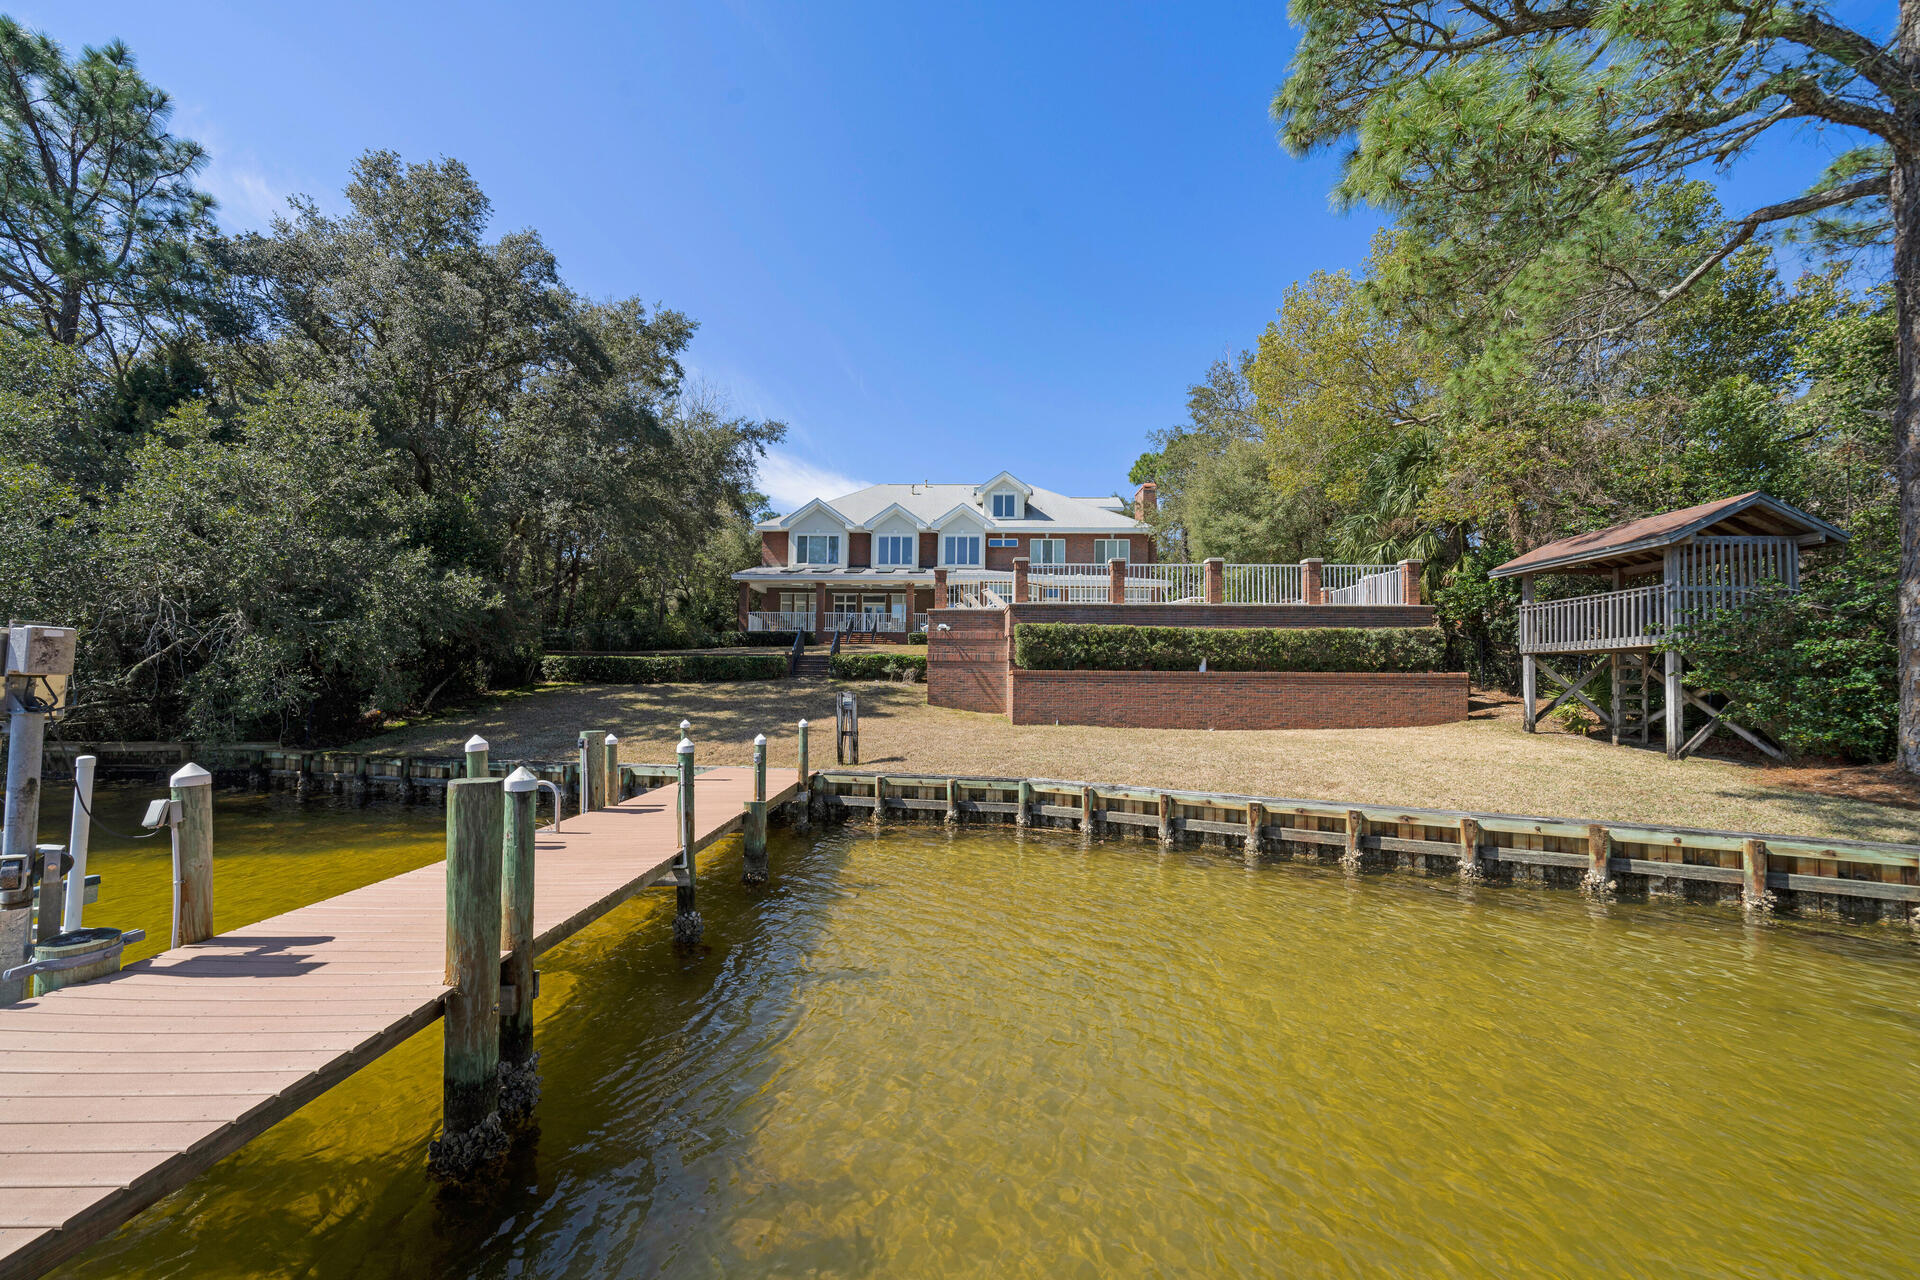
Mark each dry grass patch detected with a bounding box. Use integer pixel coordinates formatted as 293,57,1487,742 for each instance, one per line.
353,680,1920,845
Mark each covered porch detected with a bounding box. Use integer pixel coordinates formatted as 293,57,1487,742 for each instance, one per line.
732,568,934,641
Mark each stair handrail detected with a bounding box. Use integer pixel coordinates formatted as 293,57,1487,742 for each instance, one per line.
788,628,805,677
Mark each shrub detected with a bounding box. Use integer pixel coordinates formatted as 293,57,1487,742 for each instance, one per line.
541,652,788,683
907,631,928,645
830,652,928,682
740,629,813,647
1011,623,1452,673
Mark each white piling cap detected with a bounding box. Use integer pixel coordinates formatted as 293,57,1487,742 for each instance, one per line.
465,734,488,752
169,762,211,787
798,718,808,729
754,733,766,747
504,766,539,792
676,736,695,755
605,733,619,745
679,719,691,732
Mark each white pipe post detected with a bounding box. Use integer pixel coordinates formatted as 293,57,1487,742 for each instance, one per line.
0,669,46,1006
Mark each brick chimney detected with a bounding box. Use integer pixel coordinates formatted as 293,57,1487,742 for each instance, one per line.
1133,481,1157,522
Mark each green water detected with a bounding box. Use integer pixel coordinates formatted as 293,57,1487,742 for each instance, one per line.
34,797,1920,1278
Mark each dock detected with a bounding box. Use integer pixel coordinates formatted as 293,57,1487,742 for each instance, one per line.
0,766,795,1280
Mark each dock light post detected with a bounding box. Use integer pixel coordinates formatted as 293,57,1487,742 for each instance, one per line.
743,734,769,885
169,764,214,947
673,736,703,946
2,623,75,1007
465,735,489,779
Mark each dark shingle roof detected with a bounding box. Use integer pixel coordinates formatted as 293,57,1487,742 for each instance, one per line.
1488,492,1847,578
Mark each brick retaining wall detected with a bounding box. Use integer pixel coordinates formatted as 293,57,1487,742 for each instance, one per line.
1004,603,1436,628
1007,669,1469,730
926,610,1011,714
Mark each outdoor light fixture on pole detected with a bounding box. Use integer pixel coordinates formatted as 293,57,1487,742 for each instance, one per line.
1,623,78,1006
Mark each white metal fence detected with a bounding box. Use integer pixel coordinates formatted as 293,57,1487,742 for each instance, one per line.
944,576,1016,608
1122,563,1206,603
1023,563,1113,602
1323,565,1402,605
1222,563,1303,604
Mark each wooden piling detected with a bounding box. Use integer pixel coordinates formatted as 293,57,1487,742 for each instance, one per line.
1081,785,1096,835
1458,816,1482,879
1246,800,1265,860
170,764,214,947
742,800,769,885
432,776,506,1175
1343,809,1366,869
1016,779,1032,828
604,734,620,801
499,768,540,1120
577,731,605,813
945,778,959,824
464,735,489,779
673,737,702,946
795,719,811,830
1587,824,1611,883
1742,838,1770,909
872,775,887,825
1157,793,1173,846
753,734,767,803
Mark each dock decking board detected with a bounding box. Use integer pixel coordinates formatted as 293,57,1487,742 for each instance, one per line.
0,766,788,1280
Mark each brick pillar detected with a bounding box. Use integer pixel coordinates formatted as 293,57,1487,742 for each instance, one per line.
934,568,948,610
1012,557,1029,603
1399,559,1423,606
1301,558,1323,605
737,582,751,632
1108,558,1127,604
814,581,828,635
903,586,915,637
1203,557,1225,605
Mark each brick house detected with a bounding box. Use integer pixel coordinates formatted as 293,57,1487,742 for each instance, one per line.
734,472,1157,636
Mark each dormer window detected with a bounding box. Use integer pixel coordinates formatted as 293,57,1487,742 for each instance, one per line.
794,534,839,565
991,492,1017,518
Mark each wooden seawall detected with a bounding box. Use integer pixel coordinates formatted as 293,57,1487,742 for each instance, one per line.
0,767,796,1280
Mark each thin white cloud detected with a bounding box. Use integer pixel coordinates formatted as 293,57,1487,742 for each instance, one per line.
202,161,297,230
757,449,867,514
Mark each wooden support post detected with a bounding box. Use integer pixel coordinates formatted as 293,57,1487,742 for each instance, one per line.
673,736,702,946
464,735,488,779
1586,823,1612,894
872,775,887,825
1245,800,1265,862
431,776,506,1175
753,734,767,803
742,799,769,885
1016,779,1032,828
1458,816,1482,879
1081,785,1096,835
296,751,313,797
498,768,540,1121
1520,575,1537,732
170,764,214,947
795,719,811,830
605,734,621,801
1609,654,1624,746
945,777,960,824
576,730,605,813
1742,838,1771,910
1343,809,1366,869
1157,793,1173,846
1664,650,1684,759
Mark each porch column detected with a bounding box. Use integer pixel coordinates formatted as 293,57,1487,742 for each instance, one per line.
1203,558,1224,605
1398,560,1422,606
903,586,916,636
1520,575,1537,732
933,568,948,610
1301,558,1323,605
1108,558,1127,604
737,582,751,633
1012,557,1029,604
814,581,828,637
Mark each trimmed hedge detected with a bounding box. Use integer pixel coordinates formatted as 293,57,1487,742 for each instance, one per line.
1012,623,1452,673
829,652,928,682
542,653,788,683
739,629,813,647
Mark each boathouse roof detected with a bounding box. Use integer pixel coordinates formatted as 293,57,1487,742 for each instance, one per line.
1488,491,1848,579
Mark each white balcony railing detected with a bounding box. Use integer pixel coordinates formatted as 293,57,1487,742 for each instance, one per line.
1519,584,1667,654
1323,565,1403,605
831,611,906,634
1223,563,1303,604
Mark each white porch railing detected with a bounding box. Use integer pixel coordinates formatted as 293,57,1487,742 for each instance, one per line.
831,610,906,634
1223,563,1303,604
1024,563,1114,602
944,576,1016,608
1323,565,1402,605
1519,585,1668,654
746,611,813,632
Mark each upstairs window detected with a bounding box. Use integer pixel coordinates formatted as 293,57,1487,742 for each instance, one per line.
991,492,1017,518
875,535,914,566
795,534,839,565
1094,538,1130,563
1030,538,1066,564
944,535,981,566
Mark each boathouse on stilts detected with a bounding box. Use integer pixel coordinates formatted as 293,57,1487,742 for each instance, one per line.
1488,491,1848,760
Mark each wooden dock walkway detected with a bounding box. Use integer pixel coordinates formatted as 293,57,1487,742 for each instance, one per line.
0,766,794,1280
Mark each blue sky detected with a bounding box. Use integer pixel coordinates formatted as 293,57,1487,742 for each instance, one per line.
30,1,1883,511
